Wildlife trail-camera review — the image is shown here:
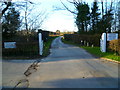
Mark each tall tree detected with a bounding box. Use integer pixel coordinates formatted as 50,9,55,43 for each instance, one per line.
102,0,114,33
91,0,100,33
60,0,90,33
117,1,120,32
2,6,21,38
76,3,90,33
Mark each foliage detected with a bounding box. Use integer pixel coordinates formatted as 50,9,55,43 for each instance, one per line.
64,34,101,46
81,46,120,61
109,39,120,55
2,35,57,59
2,32,39,59
75,3,90,33
2,6,21,39
61,0,116,34
2,42,39,57
90,1,100,33
42,36,58,57
117,1,120,30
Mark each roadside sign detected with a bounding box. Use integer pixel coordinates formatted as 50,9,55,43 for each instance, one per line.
107,33,118,41
4,42,16,48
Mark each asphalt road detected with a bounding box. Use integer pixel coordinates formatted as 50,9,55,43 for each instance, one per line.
27,37,118,88
2,60,35,88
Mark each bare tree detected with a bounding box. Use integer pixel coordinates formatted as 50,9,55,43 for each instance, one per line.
19,1,47,32
29,11,48,30
1,0,12,15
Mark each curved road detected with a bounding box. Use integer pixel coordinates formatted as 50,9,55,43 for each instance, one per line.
28,37,118,88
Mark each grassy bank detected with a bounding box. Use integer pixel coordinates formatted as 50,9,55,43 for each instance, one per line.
42,36,57,57
62,38,120,62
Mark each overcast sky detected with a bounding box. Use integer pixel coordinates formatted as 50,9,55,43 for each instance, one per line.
12,0,114,32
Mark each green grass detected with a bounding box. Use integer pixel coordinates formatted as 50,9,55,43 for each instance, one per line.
81,46,120,61
62,38,120,62
42,36,58,57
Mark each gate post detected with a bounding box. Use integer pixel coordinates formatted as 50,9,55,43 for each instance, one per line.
100,33,106,52
38,33,43,55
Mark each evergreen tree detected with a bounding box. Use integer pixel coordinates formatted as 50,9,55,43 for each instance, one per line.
117,1,120,31
76,3,90,33
2,6,21,39
102,1,114,33
91,0,100,33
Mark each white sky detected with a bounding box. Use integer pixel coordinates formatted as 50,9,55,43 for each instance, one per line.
11,0,114,32
31,0,78,32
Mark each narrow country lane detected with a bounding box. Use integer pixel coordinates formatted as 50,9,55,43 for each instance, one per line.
27,37,118,88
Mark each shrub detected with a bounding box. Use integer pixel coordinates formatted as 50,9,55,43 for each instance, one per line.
2,42,39,56
109,39,120,55
64,34,101,46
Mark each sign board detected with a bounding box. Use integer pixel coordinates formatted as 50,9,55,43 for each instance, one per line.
100,33,106,52
107,33,118,41
4,42,16,48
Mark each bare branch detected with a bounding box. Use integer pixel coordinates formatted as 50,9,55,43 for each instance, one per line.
60,0,77,14
2,2,12,15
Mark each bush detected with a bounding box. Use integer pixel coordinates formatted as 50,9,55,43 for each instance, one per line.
2,42,39,57
109,39,120,55
64,34,101,46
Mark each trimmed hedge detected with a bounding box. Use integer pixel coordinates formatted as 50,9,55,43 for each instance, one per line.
109,39,120,55
64,34,101,46
2,42,39,56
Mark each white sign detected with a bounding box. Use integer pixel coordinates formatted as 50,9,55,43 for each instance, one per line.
38,33,43,55
107,33,118,41
100,33,106,52
4,42,16,48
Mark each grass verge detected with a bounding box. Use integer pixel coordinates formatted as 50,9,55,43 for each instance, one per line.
42,36,58,57
62,38,120,62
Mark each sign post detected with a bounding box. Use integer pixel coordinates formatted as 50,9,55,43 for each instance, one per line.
107,33,118,41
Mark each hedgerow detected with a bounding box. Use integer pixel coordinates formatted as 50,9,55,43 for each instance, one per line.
109,39,120,55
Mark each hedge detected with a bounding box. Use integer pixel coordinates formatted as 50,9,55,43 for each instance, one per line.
109,39,120,55
2,42,39,56
64,34,101,46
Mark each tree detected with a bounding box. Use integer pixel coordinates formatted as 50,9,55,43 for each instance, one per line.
101,0,114,33
90,0,100,33
60,0,90,33
2,6,21,39
56,30,60,35
75,3,90,33
117,1,120,31
2,0,12,16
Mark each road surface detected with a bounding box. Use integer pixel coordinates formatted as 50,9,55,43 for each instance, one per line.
2,60,36,88
27,37,118,88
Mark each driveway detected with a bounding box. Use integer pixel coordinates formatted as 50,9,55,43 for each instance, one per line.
27,37,118,88
2,59,36,88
